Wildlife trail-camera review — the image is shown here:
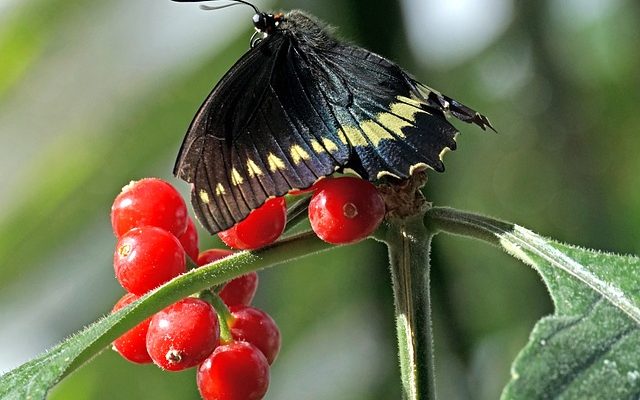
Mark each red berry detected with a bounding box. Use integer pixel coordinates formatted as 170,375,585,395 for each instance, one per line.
308,177,385,244
229,306,280,365
111,178,188,238
114,226,186,295
197,342,270,400
197,248,234,266
146,298,219,371
218,197,287,250
111,293,152,364
220,273,259,308
178,218,200,262
198,249,259,308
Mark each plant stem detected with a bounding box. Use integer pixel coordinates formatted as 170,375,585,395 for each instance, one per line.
284,195,311,233
200,290,235,344
424,207,513,245
382,213,437,400
64,230,333,376
375,207,513,400
2,206,524,400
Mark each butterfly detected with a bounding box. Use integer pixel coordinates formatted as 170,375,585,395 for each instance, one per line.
172,0,495,235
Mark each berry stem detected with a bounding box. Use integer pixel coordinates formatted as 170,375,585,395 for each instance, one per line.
284,195,311,233
380,213,437,400
200,290,235,344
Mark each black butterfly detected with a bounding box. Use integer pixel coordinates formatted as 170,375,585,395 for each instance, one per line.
172,0,494,235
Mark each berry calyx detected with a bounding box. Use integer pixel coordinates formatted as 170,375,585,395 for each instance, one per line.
111,293,152,364
114,226,186,295
198,249,259,307
229,306,281,365
179,218,200,262
111,178,188,238
197,342,270,400
146,298,220,371
308,177,385,244
218,197,287,250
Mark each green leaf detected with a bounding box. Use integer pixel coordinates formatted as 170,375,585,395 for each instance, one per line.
500,227,640,399
0,232,333,400
426,208,640,400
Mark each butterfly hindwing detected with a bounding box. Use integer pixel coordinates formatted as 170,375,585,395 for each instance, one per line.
305,43,478,180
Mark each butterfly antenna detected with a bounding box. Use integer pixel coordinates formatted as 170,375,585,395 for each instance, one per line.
200,3,243,11
172,0,259,14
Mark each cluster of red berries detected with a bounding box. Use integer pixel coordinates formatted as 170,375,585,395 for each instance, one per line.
110,178,280,400
108,175,385,399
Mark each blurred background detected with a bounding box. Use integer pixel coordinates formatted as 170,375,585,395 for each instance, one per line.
1,0,639,398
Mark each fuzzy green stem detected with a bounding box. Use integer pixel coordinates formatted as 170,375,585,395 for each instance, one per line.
1,206,523,400
382,214,437,400
424,207,513,245
200,290,234,343
64,230,333,376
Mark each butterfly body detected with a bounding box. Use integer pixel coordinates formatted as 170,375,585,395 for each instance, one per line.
174,9,493,234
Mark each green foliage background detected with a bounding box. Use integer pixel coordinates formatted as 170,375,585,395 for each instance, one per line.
0,0,638,399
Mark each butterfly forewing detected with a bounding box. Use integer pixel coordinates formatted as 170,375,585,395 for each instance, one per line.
175,34,352,234
175,36,288,232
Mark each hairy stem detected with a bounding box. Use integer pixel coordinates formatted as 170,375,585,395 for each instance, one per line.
382,214,437,400
200,290,234,344
64,230,333,376
424,207,514,245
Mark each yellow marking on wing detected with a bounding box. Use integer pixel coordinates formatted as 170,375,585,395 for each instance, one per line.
200,189,211,203
340,126,369,147
397,95,423,107
376,170,402,180
377,112,409,138
390,102,422,123
246,159,264,177
290,145,311,164
310,139,326,154
438,133,459,161
409,163,429,175
215,184,226,196
439,147,452,160
231,168,244,186
337,129,348,144
267,153,286,172
360,120,396,146
322,138,340,153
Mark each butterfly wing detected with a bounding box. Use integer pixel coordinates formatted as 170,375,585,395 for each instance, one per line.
174,34,350,234
175,26,494,235
300,43,494,180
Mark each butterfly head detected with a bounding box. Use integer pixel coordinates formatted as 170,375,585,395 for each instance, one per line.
252,12,284,34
